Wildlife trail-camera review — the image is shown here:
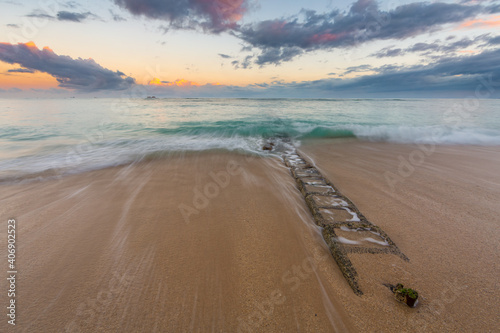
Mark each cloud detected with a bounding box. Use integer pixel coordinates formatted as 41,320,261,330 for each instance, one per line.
110,10,126,22
459,15,500,28
486,3,500,14
7,68,35,73
114,0,249,32
371,34,495,58
6,24,19,28
0,42,135,90
237,0,489,65
305,48,500,95
231,55,253,69
62,1,79,9
26,10,97,22
0,87,22,94
489,35,500,44
26,11,55,20
0,1,22,6
371,47,404,58
343,64,374,75
218,53,231,59
56,11,95,22
255,47,303,66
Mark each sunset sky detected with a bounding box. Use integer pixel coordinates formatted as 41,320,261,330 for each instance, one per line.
0,0,499,98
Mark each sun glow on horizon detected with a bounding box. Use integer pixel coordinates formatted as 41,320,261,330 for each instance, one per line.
0,63,58,90
148,78,202,87
24,41,37,48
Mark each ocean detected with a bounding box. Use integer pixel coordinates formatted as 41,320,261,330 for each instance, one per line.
1,97,499,181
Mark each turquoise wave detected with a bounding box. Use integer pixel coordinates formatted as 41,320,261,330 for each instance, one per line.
148,120,357,139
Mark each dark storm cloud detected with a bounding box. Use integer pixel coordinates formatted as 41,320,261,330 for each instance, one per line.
7,68,35,73
56,11,95,22
237,0,489,65
0,42,135,91
114,0,249,32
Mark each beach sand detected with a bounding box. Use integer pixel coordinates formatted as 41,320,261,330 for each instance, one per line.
299,139,500,332
0,141,499,332
0,152,352,332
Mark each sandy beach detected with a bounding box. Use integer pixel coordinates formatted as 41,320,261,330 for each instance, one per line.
0,152,353,332
0,141,499,332
300,139,500,332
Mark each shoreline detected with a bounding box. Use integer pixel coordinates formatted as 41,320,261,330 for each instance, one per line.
0,141,498,331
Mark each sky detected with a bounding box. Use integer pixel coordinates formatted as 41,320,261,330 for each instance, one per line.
0,0,499,98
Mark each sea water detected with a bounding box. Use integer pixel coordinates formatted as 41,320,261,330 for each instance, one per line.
1,98,499,180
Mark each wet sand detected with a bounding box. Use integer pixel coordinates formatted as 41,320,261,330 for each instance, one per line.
300,139,500,332
0,142,499,332
0,152,353,332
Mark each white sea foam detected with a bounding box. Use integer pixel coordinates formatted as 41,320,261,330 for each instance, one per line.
299,124,500,145
0,135,270,181
348,125,500,145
